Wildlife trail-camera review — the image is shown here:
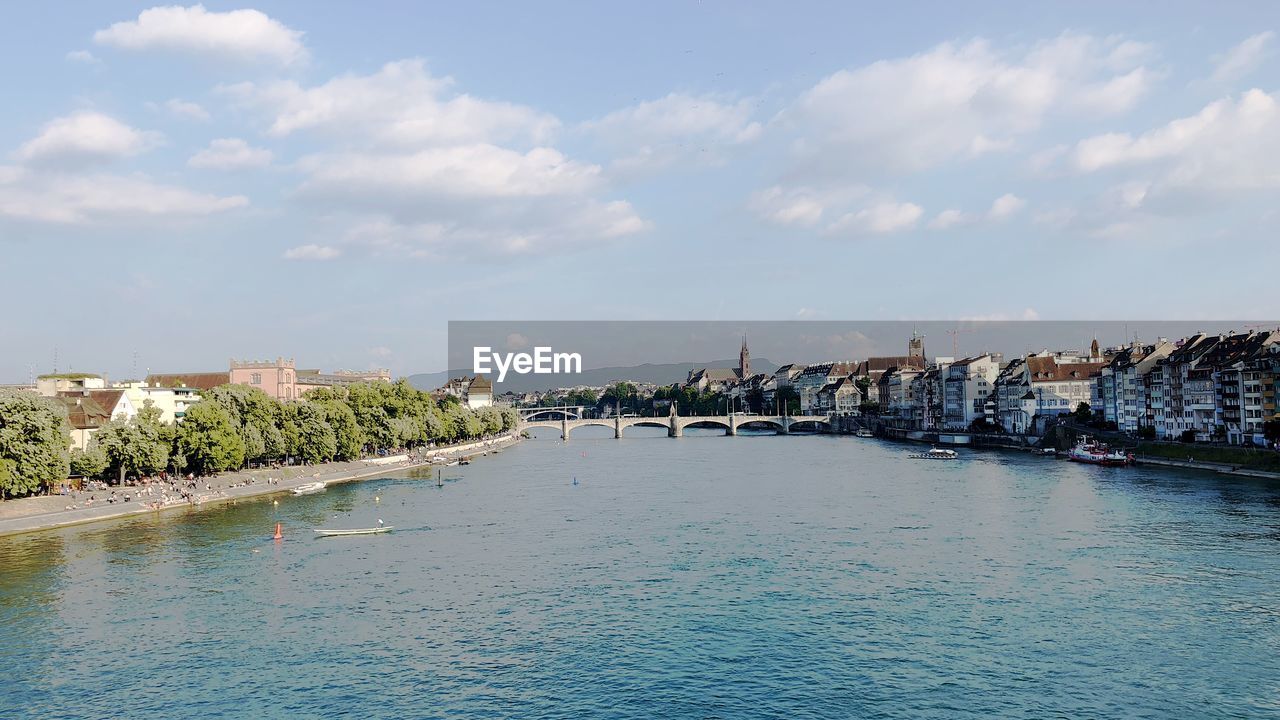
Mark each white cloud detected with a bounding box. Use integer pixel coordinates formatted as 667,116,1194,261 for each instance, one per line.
0,166,246,223
1211,31,1275,83
750,185,854,227
296,145,599,201
65,50,101,65
337,198,648,260
779,33,1154,176
222,59,644,260
928,208,971,230
93,4,306,66
164,98,210,121
582,93,762,171
222,59,557,147
927,193,1024,230
1068,89,1280,202
283,244,340,260
189,138,273,169
988,193,1026,220
15,111,159,167
827,200,923,235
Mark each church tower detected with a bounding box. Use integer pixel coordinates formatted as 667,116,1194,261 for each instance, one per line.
909,330,925,360
739,336,750,379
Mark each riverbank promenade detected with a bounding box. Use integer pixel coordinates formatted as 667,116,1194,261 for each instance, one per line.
0,432,520,538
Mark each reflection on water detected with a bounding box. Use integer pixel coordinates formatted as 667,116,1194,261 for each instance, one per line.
3,427,1280,718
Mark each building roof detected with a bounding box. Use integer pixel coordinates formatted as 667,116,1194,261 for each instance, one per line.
86,389,126,415
51,394,111,430
855,356,925,376
469,375,492,392
688,368,740,384
146,372,229,390
1027,357,1104,383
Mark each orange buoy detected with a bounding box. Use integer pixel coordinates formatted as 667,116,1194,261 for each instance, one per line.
273,522,283,540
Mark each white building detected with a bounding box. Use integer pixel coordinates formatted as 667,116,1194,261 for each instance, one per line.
941,354,1000,430
793,363,856,414
117,381,201,424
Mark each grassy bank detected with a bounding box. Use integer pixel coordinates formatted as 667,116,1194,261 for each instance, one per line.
1133,441,1280,472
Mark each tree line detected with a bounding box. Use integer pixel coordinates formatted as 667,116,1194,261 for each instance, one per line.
0,381,519,499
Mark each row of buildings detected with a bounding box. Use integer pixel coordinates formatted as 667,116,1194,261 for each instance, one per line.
28,358,393,450
872,331,1280,446
682,331,1279,446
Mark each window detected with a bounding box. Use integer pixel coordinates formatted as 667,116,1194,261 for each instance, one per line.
251,373,262,385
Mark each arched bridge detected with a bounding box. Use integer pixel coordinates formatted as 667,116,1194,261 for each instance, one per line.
518,405,586,421
519,413,832,439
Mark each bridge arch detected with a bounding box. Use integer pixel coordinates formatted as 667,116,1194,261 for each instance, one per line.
561,421,615,439
786,419,831,433
737,419,786,433
681,419,732,434
619,420,671,437
523,408,580,421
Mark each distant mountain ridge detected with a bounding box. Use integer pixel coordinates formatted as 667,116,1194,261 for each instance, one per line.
406,358,779,394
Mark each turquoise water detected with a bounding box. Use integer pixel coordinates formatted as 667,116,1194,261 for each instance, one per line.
3,427,1280,718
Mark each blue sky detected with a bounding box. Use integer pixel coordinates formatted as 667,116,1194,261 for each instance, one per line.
2,2,1278,381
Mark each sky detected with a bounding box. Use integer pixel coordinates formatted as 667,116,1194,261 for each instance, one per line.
2,2,1278,382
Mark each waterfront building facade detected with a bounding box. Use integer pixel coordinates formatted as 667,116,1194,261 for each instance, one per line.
941,354,1000,430
793,362,856,414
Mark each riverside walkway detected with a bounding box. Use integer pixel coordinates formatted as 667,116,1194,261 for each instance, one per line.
0,432,520,538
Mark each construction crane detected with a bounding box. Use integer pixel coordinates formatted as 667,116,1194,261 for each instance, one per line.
945,327,975,358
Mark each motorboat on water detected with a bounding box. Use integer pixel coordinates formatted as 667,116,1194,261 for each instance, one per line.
313,525,393,537
292,481,326,496
1067,436,1133,466
910,446,958,459
855,428,875,438
1036,447,1058,456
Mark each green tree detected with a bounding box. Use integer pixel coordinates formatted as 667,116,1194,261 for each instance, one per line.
283,403,337,464
205,384,285,466
178,401,246,475
0,390,71,498
69,444,108,479
94,412,169,483
314,400,364,461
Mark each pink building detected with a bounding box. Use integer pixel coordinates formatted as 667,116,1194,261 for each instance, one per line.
230,357,298,401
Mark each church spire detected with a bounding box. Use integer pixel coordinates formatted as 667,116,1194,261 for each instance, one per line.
739,335,750,379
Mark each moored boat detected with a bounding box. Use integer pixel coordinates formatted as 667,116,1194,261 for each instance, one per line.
1067,436,1133,466
313,526,393,537
910,446,958,459
855,428,874,438
292,481,327,496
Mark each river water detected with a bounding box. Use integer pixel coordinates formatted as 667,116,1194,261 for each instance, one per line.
3,427,1280,719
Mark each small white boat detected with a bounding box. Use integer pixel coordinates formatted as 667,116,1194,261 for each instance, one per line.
292,481,326,496
313,526,393,537
855,428,874,438
910,446,958,460
445,460,460,467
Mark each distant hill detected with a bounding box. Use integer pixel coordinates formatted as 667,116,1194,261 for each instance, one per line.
406,358,779,394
